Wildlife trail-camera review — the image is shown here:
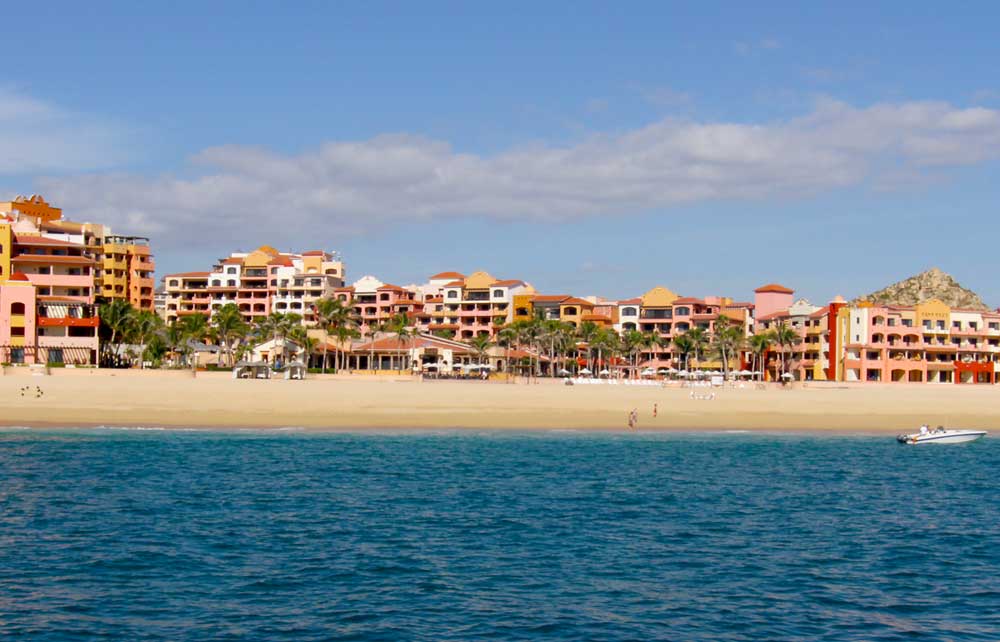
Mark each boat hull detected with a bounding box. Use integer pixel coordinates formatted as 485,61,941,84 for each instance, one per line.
897,431,987,445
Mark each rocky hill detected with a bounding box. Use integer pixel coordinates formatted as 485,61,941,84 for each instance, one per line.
853,268,990,311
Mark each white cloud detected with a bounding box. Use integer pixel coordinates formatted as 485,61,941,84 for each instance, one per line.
0,88,133,175
34,98,1000,253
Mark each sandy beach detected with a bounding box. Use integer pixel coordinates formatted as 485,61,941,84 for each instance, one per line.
3,369,1000,433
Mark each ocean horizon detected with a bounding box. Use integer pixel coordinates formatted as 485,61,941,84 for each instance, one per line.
2,429,998,640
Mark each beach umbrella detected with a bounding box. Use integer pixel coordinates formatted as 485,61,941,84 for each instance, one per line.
580,368,592,375
558,368,571,376
657,368,670,374
780,372,794,379
599,369,610,376
677,369,688,377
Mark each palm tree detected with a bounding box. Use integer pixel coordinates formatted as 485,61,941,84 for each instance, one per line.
685,327,709,373
577,320,600,373
332,325,360,372
385,313,412,371
313,297,352,373
497,326,518,382
622,329,645,378
130,310,164,369
99,299,135,366
770,321,801,380
181,313,209,370
367,320,386,371
672,333,694,371
212,303,246,368
712,315,745,380
642,332,663,372
468,334,493,371
748,332,773,382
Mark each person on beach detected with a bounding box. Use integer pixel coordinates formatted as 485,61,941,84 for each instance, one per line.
627,411,634,430
653,403,658,418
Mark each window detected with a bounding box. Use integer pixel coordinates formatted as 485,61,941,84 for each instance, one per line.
952,321,961,329
11,302,25,315
170,280,179,287
622,307,637,316
227,280,236,287
212,280,221,287
227,267,237,275
675,307,690,316
447,291,458,299
887,318,896,326
493,290,503,298
38,267,51,275
11,327,25,337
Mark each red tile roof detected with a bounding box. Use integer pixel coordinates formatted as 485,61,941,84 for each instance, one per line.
754,283,794,294
673,297,702,304
618,298,642,305
301,250,326,256
12,254,95,264
444,280,465,287
531,294,570,303
430,271,465,280
492,279,525,287
14,234,85,248
561,297,594,307
165,271,211,278
8,272,29,281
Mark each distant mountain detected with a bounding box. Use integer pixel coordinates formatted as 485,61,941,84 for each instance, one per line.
853,268,990,311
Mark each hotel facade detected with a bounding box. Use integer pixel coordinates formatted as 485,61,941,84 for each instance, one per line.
0,195,154,365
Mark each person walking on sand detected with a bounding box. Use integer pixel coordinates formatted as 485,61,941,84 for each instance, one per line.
653,402,658,418
630,408,639,431
627,410,634,431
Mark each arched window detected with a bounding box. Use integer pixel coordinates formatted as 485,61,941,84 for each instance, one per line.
674,307,690,316
622,307,637,316
564,307,577,316
11,302,25,315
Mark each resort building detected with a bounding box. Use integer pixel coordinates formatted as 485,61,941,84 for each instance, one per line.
333,275,419,332
164,246,345,326
438,271,534,340
0,198,102,364
0,195,155,311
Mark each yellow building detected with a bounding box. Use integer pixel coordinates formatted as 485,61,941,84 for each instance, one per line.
0,195,156,311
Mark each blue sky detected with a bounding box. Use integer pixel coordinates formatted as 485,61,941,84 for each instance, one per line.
3,2,1000,304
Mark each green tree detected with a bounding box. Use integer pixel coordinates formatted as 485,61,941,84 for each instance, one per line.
468,334,493,372
685,327,709,372
770,321,801,380
99,299,135,366
748,332,773,382
672,333,694,371
385,313,412,371
712,315,745,380
129,310,164,369
211,304,247,368
180,313,209,370
313,297,354,373
622,329,646,378
496,326,519,382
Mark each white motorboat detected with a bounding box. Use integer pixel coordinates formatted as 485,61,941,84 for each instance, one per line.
896,426,987,445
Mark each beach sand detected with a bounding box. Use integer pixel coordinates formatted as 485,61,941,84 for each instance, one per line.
3,369,1000,433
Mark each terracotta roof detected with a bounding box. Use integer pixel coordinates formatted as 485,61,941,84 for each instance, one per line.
618,298,642,305
561,297,594,307
424,295,443,302
268,256,294,267
355,335,472,354
756,310,790,321
492,279,525,287
430,271,465,280
301,250,326,256
165,271,211,278
531,294,570,303
13,235,85,248
378,284,407,292
12,254,95,264
8,272,29,281
444,280,465,287
809,306,831,319
673,297,702,304
754,283,794,294
222,257,243,264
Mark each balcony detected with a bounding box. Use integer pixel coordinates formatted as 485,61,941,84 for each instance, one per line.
38,316,100,328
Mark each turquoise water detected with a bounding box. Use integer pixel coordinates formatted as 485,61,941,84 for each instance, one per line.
1,429,998,640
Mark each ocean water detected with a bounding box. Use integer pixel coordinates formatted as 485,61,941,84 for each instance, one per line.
1,430,998,641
